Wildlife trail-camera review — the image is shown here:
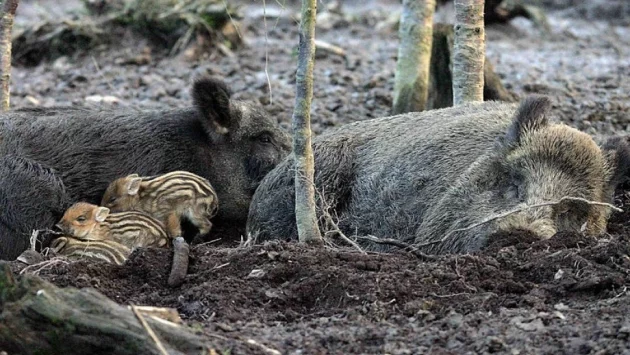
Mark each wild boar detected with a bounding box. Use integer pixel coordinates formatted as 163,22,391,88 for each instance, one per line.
57,202,169,249
101,171,218,238
50,236,131,265
0,76,291,260
0,155,69,260
247,96,630,254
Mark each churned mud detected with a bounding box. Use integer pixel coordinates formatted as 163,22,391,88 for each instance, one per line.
6,0,630,353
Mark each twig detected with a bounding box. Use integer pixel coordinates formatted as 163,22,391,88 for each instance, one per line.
415,196,623,249
323,217,366,255
29,228,62,251
245,338,282,355
240,232,256,248
357,235,437,261
192,238,222,250
314,39,346,57
130,303,169,355
29,230,39,251
317,188,366,254
127,305,183,324
262,0,273,105
91,56,116,94
212,262,230,271
221,0,243,40
19,258,69,275
429,292,470,298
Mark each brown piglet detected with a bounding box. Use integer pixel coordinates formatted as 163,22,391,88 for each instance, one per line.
56,202,169,250
101,171,219,239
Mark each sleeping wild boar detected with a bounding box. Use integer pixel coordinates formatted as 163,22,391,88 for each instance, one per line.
0,76,291,260
247,96,630,254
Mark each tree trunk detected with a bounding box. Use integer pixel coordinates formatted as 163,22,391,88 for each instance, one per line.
392,0,436,114
452,0,485,105
292,0,322,245
0,263,210,354
0,0,19,111
427,23,516,110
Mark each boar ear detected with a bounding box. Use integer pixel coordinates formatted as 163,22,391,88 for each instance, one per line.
192,76,235,136
126,177,142,195
95,207,110,222
602,136,630,188
504,95,551,147
127,173,140,178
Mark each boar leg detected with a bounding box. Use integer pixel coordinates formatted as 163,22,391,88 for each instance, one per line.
165,212,182,239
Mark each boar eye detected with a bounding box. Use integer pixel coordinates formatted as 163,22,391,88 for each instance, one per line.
257,133,272,144
76,216,86,222
108,197,116,204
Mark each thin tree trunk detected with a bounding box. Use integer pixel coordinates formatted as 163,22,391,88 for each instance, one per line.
292,0,322,244
0,0,18,111
452,0,485,105
393,0,436,114
426,23,516,110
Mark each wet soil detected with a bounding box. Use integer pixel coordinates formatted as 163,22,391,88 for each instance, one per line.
6,0,630,353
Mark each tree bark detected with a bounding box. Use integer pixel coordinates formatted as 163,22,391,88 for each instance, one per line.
0,0,19,111
452,0,485,105
0,263,210,354
392,0,436,114
292,0,322,244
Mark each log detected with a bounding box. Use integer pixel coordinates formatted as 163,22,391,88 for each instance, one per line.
168,237,190,288
0,262,210,354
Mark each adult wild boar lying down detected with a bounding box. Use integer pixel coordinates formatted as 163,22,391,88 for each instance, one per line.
248,96,630,254
0,77,291,260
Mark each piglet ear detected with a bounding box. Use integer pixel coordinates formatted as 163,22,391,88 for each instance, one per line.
192,76,236,136
95,207,110,222
504,95,551,147
602,136,630,189
126,177,142,196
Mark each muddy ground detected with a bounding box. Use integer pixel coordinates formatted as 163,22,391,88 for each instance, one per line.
6,0,630,353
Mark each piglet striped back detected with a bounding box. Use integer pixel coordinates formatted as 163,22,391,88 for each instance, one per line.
51,237,131,265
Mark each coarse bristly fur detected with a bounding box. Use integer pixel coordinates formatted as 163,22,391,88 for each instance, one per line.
0,155,69,260
57,202,169,250
0,76,291,260
247,95,630,254
101,171,219,238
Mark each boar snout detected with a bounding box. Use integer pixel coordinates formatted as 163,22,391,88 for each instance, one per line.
495,205,557,239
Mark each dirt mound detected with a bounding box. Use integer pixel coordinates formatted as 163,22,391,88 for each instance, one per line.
11,188,630,353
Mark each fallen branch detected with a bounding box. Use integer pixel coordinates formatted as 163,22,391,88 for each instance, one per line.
0,263,211,354
357,235,437,261
167,237,190,288
415,196,623,248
